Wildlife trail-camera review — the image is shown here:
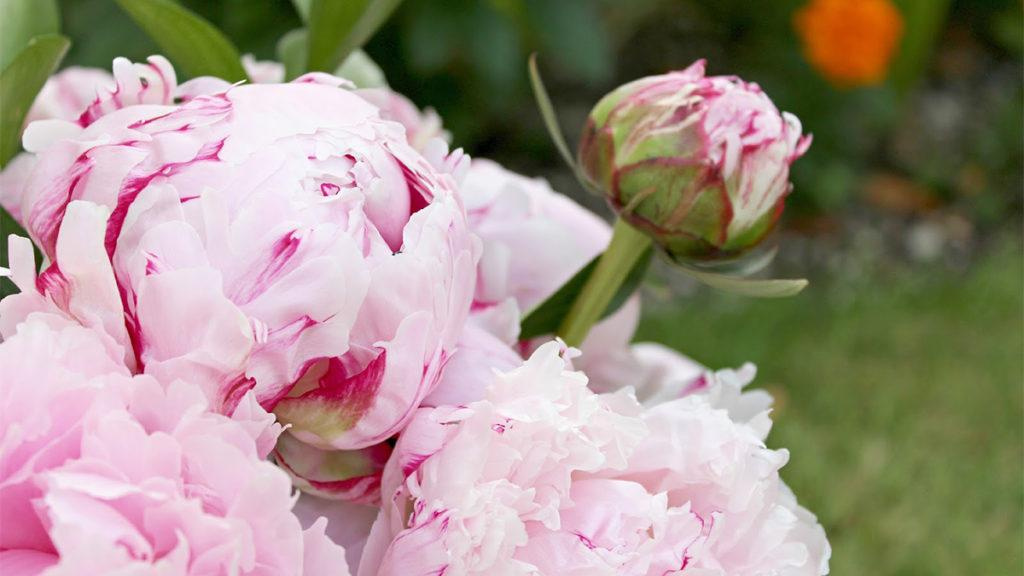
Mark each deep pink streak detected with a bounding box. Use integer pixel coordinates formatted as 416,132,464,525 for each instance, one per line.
103,137,225,258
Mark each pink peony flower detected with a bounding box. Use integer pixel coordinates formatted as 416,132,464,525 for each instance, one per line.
0,291,347,575
360,342,830,575
8,57,478,502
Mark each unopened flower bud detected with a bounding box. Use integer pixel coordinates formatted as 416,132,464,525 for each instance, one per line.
579,60,811,262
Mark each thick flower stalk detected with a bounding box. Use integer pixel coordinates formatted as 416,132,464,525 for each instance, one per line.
579,59,811,263
4,57,478,502
0,248,347,574
359,342,831,575
456,158,643,387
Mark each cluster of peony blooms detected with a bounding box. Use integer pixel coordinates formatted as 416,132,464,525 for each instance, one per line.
0,55,830,575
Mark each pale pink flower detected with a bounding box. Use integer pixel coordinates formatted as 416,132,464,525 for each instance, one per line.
9,58,478,499
360,342,830,575
603,392,830,575
0,306,348,575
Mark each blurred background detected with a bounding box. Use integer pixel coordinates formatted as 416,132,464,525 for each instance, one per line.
37,0,1024,573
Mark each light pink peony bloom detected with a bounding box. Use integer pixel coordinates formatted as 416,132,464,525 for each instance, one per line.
602,391,830,575
0,298,348,575
9,57,478,501
360,342,830,575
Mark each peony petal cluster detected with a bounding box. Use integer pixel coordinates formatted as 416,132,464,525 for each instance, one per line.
359,342,829,575
0,235,347,575
5,57,478,502
0,55,831,576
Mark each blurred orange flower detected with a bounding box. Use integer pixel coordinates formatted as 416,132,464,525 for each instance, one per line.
794,0,905,88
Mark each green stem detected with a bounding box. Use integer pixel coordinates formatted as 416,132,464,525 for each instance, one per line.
557,218,652,347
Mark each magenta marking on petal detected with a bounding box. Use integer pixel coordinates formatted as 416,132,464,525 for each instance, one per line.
273,448,386,505
228,230,307,306
35,263,70,310
314,352,385,405
679,374,709,397
220,374,257,414
273,351,389,439
143,252,162,276
573,531,597,550
28,153,93,259
104,137,226,258
320,182,340,196
401,453,433,478
469,299,499,313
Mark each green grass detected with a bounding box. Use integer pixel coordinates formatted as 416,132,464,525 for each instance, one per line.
636,243,1023,575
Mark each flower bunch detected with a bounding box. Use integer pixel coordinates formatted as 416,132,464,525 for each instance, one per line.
0,49,830,576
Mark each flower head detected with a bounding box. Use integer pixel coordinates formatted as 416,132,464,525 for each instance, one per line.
7,57,478,501
360,342,830,575
0,305,347,575
794,0,905,88
579,60,811,263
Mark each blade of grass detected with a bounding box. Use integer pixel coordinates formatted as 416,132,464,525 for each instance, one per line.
306,0,403,73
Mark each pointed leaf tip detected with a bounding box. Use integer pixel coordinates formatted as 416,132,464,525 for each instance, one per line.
114,0,248,82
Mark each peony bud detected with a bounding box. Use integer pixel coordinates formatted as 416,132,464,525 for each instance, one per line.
579,60,811,262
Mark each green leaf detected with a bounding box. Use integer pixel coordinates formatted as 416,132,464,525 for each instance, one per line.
528,54,576,173
114,0,248,81
890,0,952,95
677,264,808,298
520,246,653,341
0,207,31,297
0,34,69,168
306,0,404,73
279,27,386,87
335,49,388,88
277,28,308,81
684,246,779,277
528,54,596,194
0,0,60,72
291,0,311,22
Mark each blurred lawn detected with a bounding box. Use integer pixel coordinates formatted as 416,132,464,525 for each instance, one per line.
637,240,1023,575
